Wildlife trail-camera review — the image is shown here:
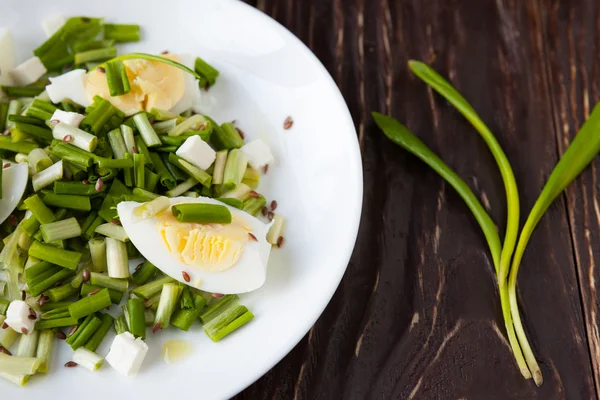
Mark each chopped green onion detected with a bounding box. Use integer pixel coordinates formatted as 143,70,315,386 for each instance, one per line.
13,122,52,142
69,288,112,319
108,128,127,159
27,148,53,173
0,354,41,375
46,282,79,302
210,119,244,150
74,47,117,65
0,103,8,132
127,298,146,339
133,153,145,188
201,295,253,342
94,223,129,242
0,136,38,153
154,283,182,330
103,24,140,42
52,122,98,152
24,194,55,224
0,316,18,348
131,260,157,285
26,260,57,280
132,275,175,299
25,99,57,121
5,100,23,130
16,329,39,357
29,268,74,297
71,315,102,350
36,330,54,373
72,347,104,371
50,142,94,169
84,313,114,352
1,86,45,98
105,60,131,96
166,177,198,197
212,150,228,185
81,284,123,304
0,300,9,315
40,217,82,242
41,192,91,211
36,316,78,329
170,308,199,332
105,237,129,279
121,124,136,153
131,187,159,201
168,153,212,187
149,108,179,121
243,194,267,216
32,160,63,191
168,114,207,137
53,181,101,196
72,39,116,52
81,96,125,135
149,152,176,189
114,315,128,335
222,149,247,190
267,215,285,245
194,56,219,88
9,114,46,126
154,119,178,135
216,197,243,209
29,240,81,270
133,113,161,147
171,203,231,224
89,272,128,293
66,314,93,345
88,238,107,273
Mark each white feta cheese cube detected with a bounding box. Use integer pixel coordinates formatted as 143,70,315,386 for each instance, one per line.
105,332,148,376
176,135,216,170
50,109,85,127
5,300,37,335
42,15,66,38
9,57,47,86
46,69,91,107
241,139,274,170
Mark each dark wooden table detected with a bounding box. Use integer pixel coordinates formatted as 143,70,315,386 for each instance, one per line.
236,1,599,399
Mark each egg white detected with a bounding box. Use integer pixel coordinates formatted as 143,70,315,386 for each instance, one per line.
0,163,28,225
118,196,272,294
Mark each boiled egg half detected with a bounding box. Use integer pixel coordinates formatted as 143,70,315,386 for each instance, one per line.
46,54,201,116
0,163,28,225
118,197,272,294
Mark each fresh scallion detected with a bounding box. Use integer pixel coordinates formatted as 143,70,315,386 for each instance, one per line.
171,203,231,224
105,237,129,279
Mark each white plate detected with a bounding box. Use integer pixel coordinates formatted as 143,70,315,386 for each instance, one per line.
1,1,362,398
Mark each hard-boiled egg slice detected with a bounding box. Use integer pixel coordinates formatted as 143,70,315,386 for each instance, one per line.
84,54,200,116
118,196,272,294
0,163,28,225
170,54,202,115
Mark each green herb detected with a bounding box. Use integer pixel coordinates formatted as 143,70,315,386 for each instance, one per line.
372,112,531,380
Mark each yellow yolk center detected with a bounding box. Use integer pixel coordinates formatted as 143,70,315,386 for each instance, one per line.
156,210,249,272
84,54,186,116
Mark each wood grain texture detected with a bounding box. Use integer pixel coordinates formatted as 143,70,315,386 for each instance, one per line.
236,1,599,399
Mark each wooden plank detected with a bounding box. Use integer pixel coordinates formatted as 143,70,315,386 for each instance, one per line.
541,0,600,398
237,0,596,398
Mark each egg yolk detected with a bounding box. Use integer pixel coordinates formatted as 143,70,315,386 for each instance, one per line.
84,54,186,115
156,210,250,272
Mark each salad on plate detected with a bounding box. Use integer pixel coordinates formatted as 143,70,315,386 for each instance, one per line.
0,15,285,385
